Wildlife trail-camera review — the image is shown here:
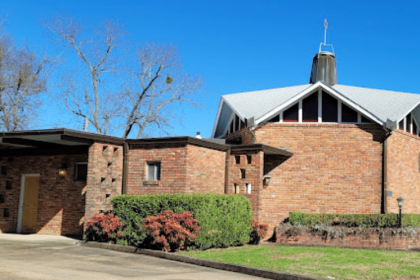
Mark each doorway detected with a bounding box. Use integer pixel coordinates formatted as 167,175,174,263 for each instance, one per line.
17,174,40,233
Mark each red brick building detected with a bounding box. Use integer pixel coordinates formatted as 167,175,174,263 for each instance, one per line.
1,50,420,237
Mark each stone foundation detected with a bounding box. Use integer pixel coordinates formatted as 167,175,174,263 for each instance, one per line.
276,225,420,250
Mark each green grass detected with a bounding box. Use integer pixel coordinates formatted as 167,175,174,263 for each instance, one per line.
180,245,420,279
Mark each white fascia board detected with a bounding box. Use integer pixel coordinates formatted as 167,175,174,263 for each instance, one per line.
395,100,420,125
319,83,384,125
211,97,246,138
255,82,321,124
211,97,225,138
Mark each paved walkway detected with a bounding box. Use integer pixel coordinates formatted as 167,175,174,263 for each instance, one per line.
0,234,267,280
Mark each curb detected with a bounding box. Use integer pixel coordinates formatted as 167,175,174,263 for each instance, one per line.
82,242,323,280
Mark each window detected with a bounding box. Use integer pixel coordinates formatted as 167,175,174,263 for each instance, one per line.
341,103,358,122
247,155,252,164
5,179,11,190
235,115,239,131
413,121,418,135
147,162,161,181
246,183,251,194
240,120,245,129
302,92,318,122
240,169,246,179
283,104,299,122
230,120,234,134
267,114,280,123
75,163,88,181
361,116,372,123
322,92,338,122
406,114,411,133
235,156,241,164
234,183,239,194
399,119,404,130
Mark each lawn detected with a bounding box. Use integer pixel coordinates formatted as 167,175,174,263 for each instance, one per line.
180,245,420,280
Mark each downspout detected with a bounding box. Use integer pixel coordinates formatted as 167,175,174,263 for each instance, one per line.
122,142,129,195
224,147,231,194
381,128,392,214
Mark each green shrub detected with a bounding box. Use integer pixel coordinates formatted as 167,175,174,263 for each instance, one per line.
289,212,420,228
111,193,252,250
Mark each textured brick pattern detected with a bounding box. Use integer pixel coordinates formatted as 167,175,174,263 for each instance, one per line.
226,152,264,221
0,154,87,236
387,130,420,214
252,123,385,232
276,225,420,250
127,144,226,195
186,145,225,194
127,145,188,194
84,143,123,228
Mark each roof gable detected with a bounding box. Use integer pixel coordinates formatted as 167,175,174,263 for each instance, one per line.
212,83,420,137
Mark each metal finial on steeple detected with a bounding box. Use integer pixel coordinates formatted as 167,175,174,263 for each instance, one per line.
324,19,328,45
319,18,334,54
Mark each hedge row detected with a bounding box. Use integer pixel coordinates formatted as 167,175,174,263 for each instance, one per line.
111,193,252,250
289,212,420,228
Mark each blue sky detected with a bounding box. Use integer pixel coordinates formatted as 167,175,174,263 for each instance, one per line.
2,0,420,137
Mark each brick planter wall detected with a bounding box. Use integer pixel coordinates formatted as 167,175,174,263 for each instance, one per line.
276,225,420,250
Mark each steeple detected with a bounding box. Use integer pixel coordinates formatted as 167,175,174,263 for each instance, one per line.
309,19,337,86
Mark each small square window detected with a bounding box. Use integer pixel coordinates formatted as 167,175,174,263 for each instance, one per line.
246,183,251,194
75,163,88,181
3,208,9,218
234,183,239,194
5,179,11,190
147,162,161,181
235,156,241,164
240,169,246,179
247,155,252,164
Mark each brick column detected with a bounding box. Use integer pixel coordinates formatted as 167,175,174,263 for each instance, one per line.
84,143,123,232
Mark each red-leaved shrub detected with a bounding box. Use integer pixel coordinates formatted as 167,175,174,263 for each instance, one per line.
142,210,200,252
249,220,268,244
85,212,124,243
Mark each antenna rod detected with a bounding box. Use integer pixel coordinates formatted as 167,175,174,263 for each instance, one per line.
324,18,328,45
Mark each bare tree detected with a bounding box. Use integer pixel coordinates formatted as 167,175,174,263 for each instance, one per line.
46,16,122,134
47,16,202,138
121,44,202,138
0,22,49,131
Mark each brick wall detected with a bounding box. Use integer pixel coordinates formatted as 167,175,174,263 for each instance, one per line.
254,123,386,232
126,144,189,194
386,130,420,214
186,145,225,194
84,143,123,228
276,225,420,250
0,154,87,236
226,151,264,221
127,143,227,196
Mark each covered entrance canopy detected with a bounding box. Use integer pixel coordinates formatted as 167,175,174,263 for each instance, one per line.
0,128,124,156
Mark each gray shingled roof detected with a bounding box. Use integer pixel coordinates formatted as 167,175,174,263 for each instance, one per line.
220,83,420,126
331,84,420,124
222,84,311,120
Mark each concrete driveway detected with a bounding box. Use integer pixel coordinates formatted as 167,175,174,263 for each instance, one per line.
0,234,267,280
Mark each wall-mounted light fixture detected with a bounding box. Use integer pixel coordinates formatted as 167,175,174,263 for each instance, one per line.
263,174,271,186
58,162,68,177
397,197,405,228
